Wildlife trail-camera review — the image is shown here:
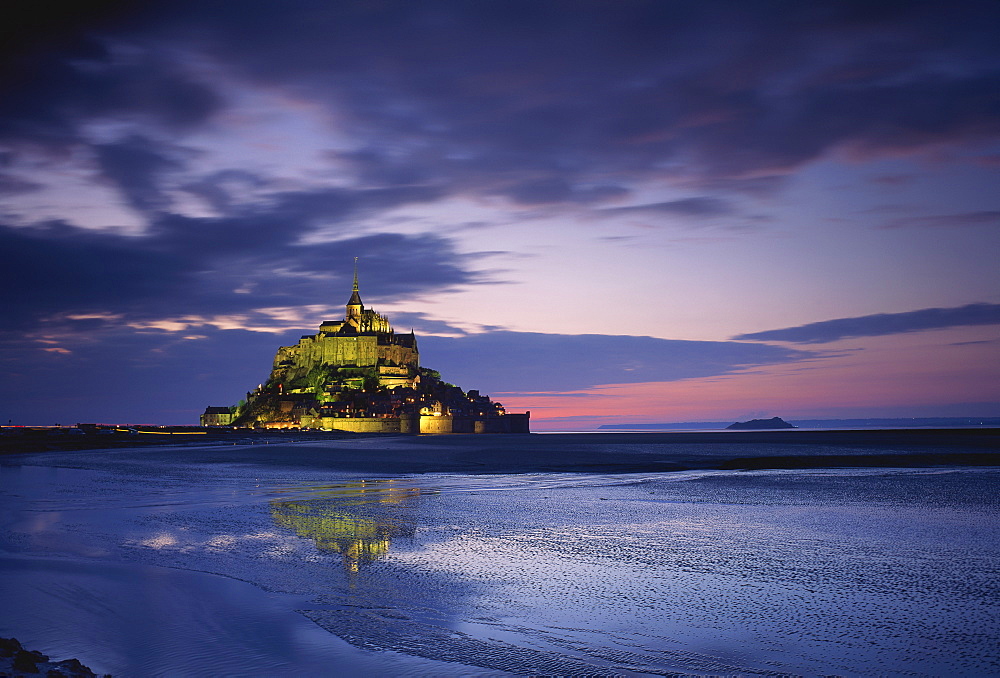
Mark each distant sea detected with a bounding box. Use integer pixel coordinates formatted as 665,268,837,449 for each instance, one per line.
598,416,1000,431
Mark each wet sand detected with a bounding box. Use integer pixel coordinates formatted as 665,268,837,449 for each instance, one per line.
3,431,999,676
4,427,996,474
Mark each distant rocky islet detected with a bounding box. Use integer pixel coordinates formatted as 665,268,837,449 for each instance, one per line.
726,417,797,430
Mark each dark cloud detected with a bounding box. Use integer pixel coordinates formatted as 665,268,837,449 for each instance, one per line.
949,338,1000,346
0,76,476,337
733,303,1000,344
0,34,222,153
0,326,298,425
0,172,42,196
94,135,186,212
883,211,1000,229
0,220,194,333
180,170,271,214
498,178,631,206
872,174,914,186
687,175,789,197
0,213,484,335
420,331,815,393
145,181,446,257
184,0,997,188
5,0,994,203
603,197,733,218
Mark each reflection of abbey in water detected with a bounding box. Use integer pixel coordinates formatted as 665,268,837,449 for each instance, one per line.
202,261,530,433
270,480,421,573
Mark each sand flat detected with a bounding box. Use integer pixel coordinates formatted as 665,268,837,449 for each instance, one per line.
2,435,999,675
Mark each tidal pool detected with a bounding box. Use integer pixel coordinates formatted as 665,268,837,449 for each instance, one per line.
1,446,998,676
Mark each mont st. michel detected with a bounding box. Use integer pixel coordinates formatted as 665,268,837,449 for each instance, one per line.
201,262,529,434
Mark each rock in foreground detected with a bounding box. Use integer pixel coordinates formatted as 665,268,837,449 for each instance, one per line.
0,637,106,677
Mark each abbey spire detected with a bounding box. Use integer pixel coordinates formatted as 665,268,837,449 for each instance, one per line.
346,257,363,326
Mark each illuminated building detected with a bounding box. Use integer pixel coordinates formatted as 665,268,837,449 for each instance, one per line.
205,260,529,433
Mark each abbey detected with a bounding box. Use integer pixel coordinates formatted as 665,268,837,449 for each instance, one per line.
202,262,529,434
271,264,421,391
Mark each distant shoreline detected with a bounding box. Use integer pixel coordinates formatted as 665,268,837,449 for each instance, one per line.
0,427,359,456
3,427,997,474
598,416,1000,431
541,427,1000,446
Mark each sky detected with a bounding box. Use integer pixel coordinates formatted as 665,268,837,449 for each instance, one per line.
1,0,998,429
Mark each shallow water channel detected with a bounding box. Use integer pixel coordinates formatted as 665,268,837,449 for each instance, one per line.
2,445,999,676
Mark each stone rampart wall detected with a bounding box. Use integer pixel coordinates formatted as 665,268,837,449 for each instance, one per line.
419,415,453,434
417,416,490,433
320,417,403,433
316,336,379,367
494,412,530,433
281,413,527,434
